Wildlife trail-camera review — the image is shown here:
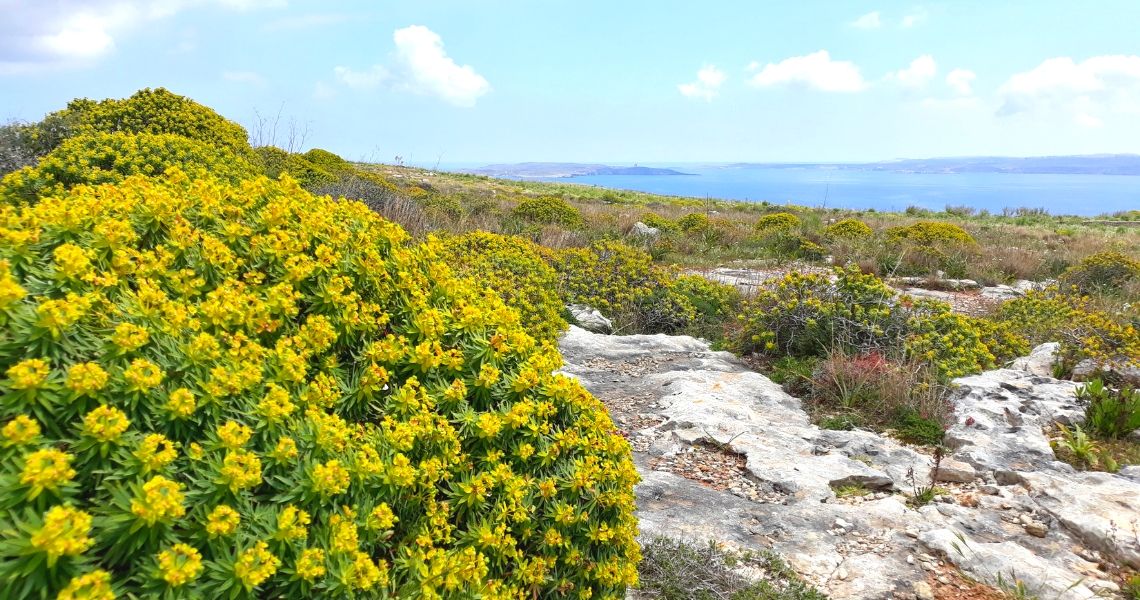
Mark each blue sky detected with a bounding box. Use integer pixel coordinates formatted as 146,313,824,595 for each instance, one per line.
3,1,1140,163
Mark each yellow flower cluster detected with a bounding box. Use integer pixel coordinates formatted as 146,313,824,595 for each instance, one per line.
0,169,639,599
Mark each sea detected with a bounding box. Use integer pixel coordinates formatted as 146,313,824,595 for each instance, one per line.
513,165,1140,217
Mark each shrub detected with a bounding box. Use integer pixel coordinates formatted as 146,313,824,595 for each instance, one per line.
997,290,1140,373
547,240,663,327
676,212,711,233
510,196,583,228
736,266,1019,380
823,218,873,240
753,212,801,232
1,132,259,204
43,88,253,158
640,213,678,233
1059,251,1140,295
440,232,567,344
0,172,639,599
885,221,975,246
1076,379,1140,440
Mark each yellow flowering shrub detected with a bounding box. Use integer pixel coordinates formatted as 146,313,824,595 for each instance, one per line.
639,213,678,233
547,240,666,327
1,132,259,204
885,221,975,246
753,212,801,232
43,88,253,158
0,171,639,599
1058,251,1140,295
440,232,567,344
676,212,710,233
882,221,976,277
736,266,1022,379
823,218,873,240
997,290,1140,371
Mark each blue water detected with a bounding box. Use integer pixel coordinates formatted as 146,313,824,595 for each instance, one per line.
537,166,1140,217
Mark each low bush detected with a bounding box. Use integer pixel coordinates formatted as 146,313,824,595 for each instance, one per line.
1059,251,1140,295
640,213,678,233
886,222,975,246
440,231,567,344
511,195,583,228
547,240,662,328
753,212,801,233
0,172,640,599
44,88,254,158
997,290,1140,374
1,132,259,204
736,266,1022,380
676,212,711,233
823,218,873,240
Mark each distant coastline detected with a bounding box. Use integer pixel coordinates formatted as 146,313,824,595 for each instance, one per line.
466,162,694,178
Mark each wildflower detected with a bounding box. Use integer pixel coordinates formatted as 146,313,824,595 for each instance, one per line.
295,548,326,581
156,543,203,587
31,505,93,565
123,358,163,392
311,460,350,496
350,551,385,590
53,243,92,280
83,405,130,442
271,436,298,462
217,420,252,449
219,449,262,492
37,294,90,337
256,383,295,425
205,505,240,537
275,505,310,541
134,434,178,472
111,322,149,352
0,262,26,310
329,511,359,553
7,358,50,390
130,475,186,525
366,503,397,531
2,415,40,445
66,362,109,396
20,448,76,498
165,388,196,418
234,541,279,590
57,570,114,600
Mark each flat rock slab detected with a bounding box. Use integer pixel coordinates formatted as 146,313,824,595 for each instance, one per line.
560,326,1138,599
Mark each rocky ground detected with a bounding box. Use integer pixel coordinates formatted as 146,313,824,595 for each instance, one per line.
559,327,1140,599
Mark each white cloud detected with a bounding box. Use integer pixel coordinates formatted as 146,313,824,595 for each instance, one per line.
748,50,866,93
946,68,976,95
334,65,389,89
850,11,882,29
222,70,266,86
919,96,983,111
0,0,285,74
901,10,928,28
893,55,937,87
678,65,726,101
997,55,1140,126
332,25,491,107
391,25,490,106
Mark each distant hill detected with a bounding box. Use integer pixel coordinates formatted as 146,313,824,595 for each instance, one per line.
468,162,694,178
728,154,1140,176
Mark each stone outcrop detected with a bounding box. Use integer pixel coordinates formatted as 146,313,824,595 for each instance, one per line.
566,304,613,334
560,327,1138,599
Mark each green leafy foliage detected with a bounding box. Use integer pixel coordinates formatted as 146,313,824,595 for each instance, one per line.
1076,379,1140,439
636,537,826,600
753,212,801,232
510,196,583,228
